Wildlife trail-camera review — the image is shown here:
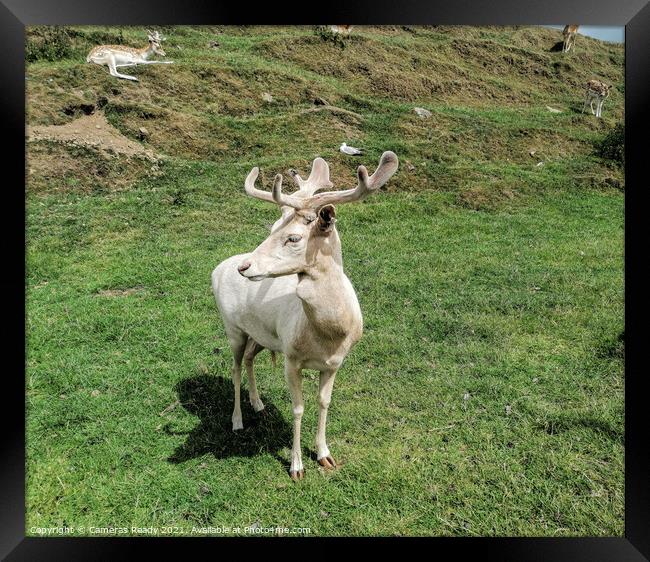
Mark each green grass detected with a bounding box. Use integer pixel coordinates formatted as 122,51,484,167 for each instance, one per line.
26,25,624,537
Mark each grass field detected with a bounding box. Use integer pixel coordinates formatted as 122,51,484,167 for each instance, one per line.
26,25,624,536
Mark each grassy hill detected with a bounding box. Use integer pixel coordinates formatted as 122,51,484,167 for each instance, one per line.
26,26,624,536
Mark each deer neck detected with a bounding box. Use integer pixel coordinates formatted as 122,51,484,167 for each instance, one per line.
296,232,360,340
140,43,155,60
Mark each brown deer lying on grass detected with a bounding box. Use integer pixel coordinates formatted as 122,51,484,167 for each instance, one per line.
212,152,399,480
86,30,173,81
329,25,354,35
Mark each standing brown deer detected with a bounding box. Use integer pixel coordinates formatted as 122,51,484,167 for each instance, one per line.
582,79,611,118
562,25,579,53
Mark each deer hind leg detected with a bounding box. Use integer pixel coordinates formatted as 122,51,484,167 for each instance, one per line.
243,337,266,413
285,359,305,480
315,369,337,469
228,330,247,431
108,55,138,81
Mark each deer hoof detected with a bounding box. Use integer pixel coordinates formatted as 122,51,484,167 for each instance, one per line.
318,455,337,469
250,398,266,413
290,469,305,481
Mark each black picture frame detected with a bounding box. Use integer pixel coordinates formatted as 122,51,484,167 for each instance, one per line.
3,1,648,559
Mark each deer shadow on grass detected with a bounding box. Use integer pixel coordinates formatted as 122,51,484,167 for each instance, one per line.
166,374,292,468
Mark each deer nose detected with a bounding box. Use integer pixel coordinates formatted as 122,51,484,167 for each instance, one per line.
238,261,251,273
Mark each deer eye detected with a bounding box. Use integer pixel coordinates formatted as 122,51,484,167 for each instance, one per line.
286,235,302,244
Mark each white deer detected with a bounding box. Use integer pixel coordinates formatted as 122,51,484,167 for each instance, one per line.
236,160,337,407
86,30,173,82
211,151,399,480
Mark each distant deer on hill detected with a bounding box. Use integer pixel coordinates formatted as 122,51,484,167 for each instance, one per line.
562,25,579,53
86,30,173,81
582,79,611,118
329,25,354,35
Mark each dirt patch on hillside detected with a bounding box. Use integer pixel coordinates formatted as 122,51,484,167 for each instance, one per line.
27,140,155,194
27,111,158,162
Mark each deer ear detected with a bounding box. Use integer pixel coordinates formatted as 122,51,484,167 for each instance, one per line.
317,204,336,234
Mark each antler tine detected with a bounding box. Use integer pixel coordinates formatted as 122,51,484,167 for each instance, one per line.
288,157,334,197
288,168,304,187
244,168,304,209
146,29,163,41
244,167,275,203
308,151,399,207
272,174,304,209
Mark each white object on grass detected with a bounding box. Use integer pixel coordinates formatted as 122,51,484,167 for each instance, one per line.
340,142,363,156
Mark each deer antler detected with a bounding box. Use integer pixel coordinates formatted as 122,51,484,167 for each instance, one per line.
244,151,398,210
147,30,165,42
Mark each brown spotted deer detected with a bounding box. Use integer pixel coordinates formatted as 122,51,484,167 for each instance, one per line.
582,79,611,118
329,25,354,35
562,25,579,53
86,30,173,81
211,151,399,480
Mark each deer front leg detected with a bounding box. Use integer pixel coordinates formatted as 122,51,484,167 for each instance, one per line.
316,369,337,469
229,333,247,431
285,359,304,481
